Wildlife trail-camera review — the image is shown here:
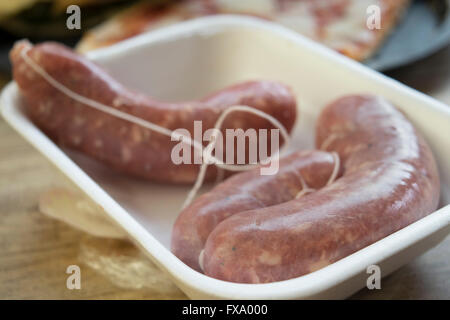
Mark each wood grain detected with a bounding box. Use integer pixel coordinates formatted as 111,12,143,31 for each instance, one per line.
0,46,449,300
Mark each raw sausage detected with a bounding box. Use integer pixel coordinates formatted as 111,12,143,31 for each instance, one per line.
10,40,297,184
171,150,341,271
201,95,440,283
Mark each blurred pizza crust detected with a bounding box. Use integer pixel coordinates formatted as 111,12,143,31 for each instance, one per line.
76,0,411,61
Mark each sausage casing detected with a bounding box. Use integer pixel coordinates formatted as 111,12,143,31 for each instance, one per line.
202,95,440,283
171,150,340,271
10,40,297,184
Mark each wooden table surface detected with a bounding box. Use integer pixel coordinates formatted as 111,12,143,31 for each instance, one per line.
0,46,449,300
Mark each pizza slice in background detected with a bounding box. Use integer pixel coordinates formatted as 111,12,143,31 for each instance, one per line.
76,0,412,61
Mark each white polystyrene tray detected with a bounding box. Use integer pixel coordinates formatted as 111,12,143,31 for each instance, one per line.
1,16,450,299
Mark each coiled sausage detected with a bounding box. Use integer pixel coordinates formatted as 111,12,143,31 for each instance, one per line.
201,95,440,283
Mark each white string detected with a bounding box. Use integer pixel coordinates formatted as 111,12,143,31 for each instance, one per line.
182,104,291,209
198,249,205,272
326,152,340,186
294,151,340,199
20,45,291,208
294,172,316,199
320,132,345,151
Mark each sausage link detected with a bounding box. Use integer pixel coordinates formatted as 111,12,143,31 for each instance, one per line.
10,40,297,184
201,95,440,283
171,150,340,271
